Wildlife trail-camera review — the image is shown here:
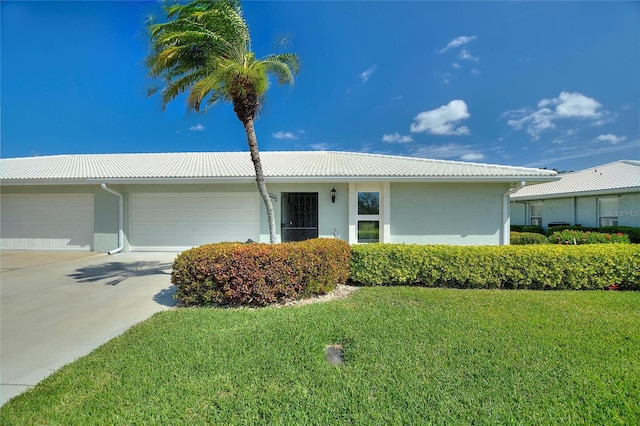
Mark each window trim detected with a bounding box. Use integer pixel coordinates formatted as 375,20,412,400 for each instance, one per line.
349,183,388,244
529,201,542,226
356,190,380,243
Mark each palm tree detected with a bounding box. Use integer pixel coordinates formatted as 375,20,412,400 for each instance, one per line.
146,0,299,243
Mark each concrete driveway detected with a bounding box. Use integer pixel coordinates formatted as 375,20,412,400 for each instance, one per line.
0,250,179,406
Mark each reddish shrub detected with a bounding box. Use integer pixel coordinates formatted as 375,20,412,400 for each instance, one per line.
171,239,351,306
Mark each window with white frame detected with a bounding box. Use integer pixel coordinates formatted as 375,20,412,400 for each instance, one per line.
357,191,380,243
530,201,543,226
598,198,618,227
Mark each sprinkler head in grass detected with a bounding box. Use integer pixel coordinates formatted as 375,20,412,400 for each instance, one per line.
325,344,344,366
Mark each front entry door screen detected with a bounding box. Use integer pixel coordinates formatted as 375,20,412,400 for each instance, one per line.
281,192,318,242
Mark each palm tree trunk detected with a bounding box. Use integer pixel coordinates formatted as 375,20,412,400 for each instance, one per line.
243,118,277,243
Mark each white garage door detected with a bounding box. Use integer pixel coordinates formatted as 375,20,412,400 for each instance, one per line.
1,194,94,250
129,193,260,251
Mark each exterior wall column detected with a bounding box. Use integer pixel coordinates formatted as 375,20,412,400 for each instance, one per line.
383,182,391,243
348,182,357,244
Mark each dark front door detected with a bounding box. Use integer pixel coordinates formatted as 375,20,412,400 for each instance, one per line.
281,192,318,242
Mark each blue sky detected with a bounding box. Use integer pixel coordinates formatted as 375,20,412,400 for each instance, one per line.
2,0,639,171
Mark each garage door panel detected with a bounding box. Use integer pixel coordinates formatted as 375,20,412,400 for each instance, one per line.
132,209,191,223
130,193,259,251
192,209,257,222
195,223,247,233
1,194,94,250
133,223,191,235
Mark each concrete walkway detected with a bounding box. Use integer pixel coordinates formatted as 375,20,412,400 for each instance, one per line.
0,250,178,406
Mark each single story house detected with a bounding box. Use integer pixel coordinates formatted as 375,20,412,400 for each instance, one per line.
511,160,640,229
0,151,557,252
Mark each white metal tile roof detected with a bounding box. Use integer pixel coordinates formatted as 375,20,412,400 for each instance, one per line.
511,160,640,199
0,151,558,183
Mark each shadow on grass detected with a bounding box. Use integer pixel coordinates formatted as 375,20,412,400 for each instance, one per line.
68,261,172,286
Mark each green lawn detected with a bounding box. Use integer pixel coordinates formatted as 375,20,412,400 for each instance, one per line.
2,288,639,424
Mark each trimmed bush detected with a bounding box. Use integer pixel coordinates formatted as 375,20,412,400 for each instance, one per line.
510,231,550,245
600,226,640,244
350,244,640,290
521,225,545,235
172,238,351,306
510,225,544,235
549,230,630,245
546,225,597,236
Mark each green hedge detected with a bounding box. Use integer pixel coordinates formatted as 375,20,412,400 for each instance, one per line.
172,239,351,306
510,225,545,234
542,226,638,243
600,226,640,244
510,232,550,245
546,225,597,236
549,230,630,245
350,244,640,290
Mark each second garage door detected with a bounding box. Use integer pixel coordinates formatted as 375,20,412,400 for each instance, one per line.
129,193,260,251
0,194,94,250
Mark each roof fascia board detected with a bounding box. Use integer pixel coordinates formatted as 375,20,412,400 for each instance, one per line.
511,187,640,201
0,179,92,186
3,175,559,186
265,176,557,184
86,177,256,184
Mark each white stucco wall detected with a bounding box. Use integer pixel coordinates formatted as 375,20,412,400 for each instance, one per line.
510,202,527,226
389,182,510,245
540,198,573,227
618,193,640,227
575,197,597,227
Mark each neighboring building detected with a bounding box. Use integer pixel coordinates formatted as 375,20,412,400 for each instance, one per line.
511,160,640,229
1,151,557,252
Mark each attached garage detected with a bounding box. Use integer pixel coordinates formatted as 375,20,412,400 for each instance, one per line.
129,193,260,251
0,194,94,250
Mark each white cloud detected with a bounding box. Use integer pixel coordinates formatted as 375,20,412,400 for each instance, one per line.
439,35,477,53
539,92,602,118
504,92,606,140
437,36,479,78
189,123,205,131
272,131,298,140
595,134,626,144
436,71,453,85
410,100,470,135
505,108,556,139
459,48,478,62
409,143,477,159
310,142,331,151
460,153,485,161
360,65,377,83
525,139,640,167
382,132,413,143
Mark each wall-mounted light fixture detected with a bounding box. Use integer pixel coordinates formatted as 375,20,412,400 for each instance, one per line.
330,187,337,204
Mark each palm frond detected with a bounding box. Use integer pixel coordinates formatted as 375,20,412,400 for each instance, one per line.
260,53,300,85
161,68,210,109
186,71,224,111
